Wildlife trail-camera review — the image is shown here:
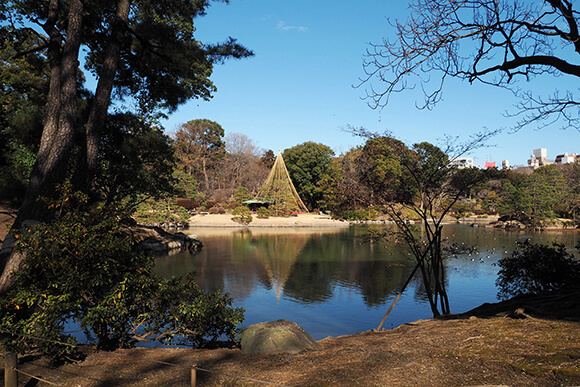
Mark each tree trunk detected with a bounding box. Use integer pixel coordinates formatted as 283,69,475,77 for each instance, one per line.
202,158,210,191
0,0,85,295
85,0,131,188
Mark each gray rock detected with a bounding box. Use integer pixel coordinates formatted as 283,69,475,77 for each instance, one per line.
240,319,321,355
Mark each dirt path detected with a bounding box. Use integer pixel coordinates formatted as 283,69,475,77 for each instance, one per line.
0,205,16,244
5,312,579,386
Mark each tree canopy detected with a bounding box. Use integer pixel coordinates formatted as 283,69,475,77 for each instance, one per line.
0,0,252,294
283,142,335,210
332,131,492,317
496,240,580,299
498,164,566,225
0,25,51,204
173,119,226,192
361,0,580,130
1,0,251,224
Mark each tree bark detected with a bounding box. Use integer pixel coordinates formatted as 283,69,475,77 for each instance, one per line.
202,158,210,191
85,0,131,188
0,0,85,295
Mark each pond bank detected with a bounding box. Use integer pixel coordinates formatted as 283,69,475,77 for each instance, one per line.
8,289,580,386
188,213,350,228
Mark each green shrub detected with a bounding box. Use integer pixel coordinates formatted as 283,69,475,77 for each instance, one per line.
256,206,270,219
496,240,580,300
451,201,475,219
232,206,252,225
269,201,295,217
0,185,244,363
230,186,252,208
133,197,190,225
339,208,379,221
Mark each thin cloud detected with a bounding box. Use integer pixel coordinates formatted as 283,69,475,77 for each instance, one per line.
277,21,308,32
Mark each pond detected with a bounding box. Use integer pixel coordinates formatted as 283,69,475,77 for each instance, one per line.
154,224,580,340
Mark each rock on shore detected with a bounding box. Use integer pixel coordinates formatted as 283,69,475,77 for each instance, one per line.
131,226,202,255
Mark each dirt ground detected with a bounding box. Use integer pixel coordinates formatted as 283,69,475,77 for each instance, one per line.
0,206,17,244
0,290,578,386
4,315,580,387
188,212,350,228
2,207,579,386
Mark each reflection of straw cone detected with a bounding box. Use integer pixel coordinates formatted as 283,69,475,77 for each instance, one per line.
255,234,309,300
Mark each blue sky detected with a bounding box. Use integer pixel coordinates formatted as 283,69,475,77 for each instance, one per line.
161,0,580,167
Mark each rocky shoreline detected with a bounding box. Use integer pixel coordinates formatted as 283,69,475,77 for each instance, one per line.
131,226,203,256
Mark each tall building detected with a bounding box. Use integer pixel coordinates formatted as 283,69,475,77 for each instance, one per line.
528,148,548,168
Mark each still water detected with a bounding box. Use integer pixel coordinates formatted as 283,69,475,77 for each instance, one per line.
155,224,580,340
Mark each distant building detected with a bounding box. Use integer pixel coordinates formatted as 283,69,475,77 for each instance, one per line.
484,161,496,169
528,148,548,168
502,160,510,169
450,157,474,169
534,148,547,159
555,153,578,164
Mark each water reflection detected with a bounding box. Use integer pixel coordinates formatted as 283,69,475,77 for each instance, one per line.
154,225,580,339
155,226,420,307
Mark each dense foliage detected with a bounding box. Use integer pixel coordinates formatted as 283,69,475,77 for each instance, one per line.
97,113,179,205
0,186,244,362
0,26,50,205
173,119,226,192
0,0,252,229
133,198,191,225
283,142,335,210
232,206,253,225
257,206,270,219
230,186,252,208
496,241,580,300
0,0,253,293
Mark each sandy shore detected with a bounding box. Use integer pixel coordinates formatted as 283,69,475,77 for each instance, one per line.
188,213,350,228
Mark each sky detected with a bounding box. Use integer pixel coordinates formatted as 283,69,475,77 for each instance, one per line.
160,0,580,168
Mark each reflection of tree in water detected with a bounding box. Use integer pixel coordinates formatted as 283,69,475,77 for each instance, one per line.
248,232,310,300
353,261,417,306
283,261,334,303
175,230,268,302
284,227,417,306
411,270,447,304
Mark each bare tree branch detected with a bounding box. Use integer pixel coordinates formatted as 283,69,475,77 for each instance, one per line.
358,0,580,130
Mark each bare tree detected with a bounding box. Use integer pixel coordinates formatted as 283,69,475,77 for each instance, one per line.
225,132,261,157
221,133,268,193
360,0,580,130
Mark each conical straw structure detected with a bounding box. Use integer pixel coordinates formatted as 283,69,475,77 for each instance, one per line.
257,150,308,213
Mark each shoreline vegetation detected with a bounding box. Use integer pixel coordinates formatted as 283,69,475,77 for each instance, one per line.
2,207,580,385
